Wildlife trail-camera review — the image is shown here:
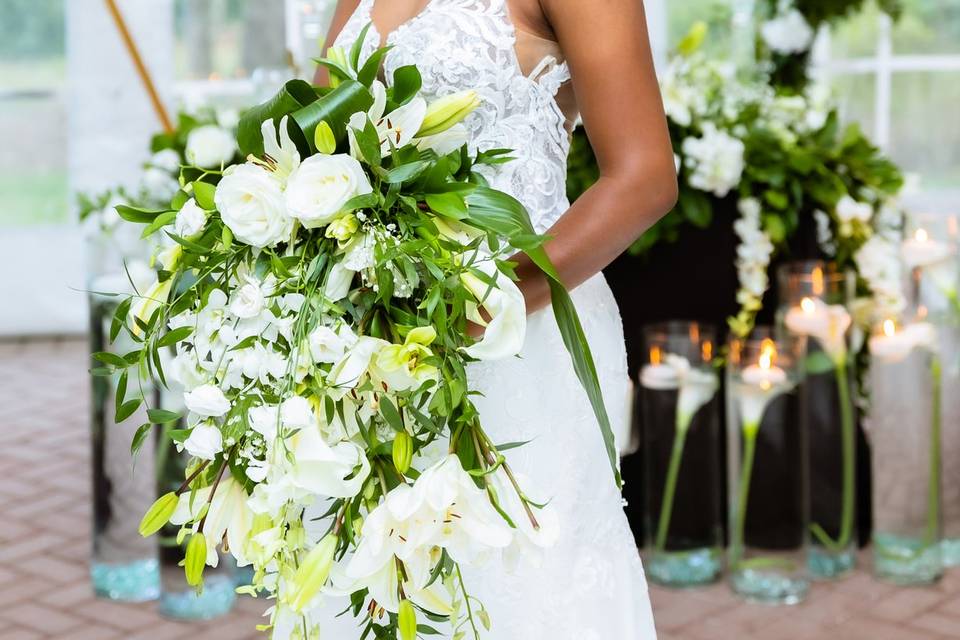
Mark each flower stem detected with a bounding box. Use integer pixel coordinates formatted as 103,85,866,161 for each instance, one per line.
731,425,758,568
811,360,856,553
654,413,691,552
927,357,942,545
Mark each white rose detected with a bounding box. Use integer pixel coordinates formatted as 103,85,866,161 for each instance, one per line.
185,125,237,169
140,167,179,204
149,148,181,173
175,198,207,238
761,9,815,55
308,326,351,363
182,422,223,460
215,163,293,248
230,280,265,319
184,383,231,417
285,154,373,229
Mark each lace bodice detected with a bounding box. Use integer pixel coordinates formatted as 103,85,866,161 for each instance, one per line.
335,0,573,233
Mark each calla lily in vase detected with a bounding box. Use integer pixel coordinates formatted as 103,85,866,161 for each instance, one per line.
784,294,858,576
641,354,719,552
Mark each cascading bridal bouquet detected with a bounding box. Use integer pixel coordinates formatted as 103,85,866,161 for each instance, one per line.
99,30,618,640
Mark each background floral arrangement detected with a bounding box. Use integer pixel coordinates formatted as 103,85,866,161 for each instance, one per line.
757,0,904,91
568,15,905,342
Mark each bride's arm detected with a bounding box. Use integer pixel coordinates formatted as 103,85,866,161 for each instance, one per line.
515,0,677,312
313,0,363,85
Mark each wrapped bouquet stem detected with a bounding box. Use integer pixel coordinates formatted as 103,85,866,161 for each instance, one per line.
98,32,617,640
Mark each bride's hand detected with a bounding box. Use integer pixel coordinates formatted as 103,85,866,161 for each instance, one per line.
513,0,678,312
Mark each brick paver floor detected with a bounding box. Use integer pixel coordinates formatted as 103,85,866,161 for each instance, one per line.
1,338,959,639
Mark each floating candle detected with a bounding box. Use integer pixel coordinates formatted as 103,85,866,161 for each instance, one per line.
784,296,852,361
868,319,937,363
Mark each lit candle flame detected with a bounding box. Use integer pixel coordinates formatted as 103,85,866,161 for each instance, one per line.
650,346,662,366
800,297,817,314
811,267,824,297
915,228,929,243
759,339,777,370
882,319,897,337
702,340,713,363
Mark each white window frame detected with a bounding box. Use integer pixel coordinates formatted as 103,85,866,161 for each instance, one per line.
813,13,960,209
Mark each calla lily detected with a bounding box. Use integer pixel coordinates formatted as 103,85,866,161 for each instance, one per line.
130,278,173,336
784,297,852,363
349,81,427,158
640,354,718,430
460,258,527,361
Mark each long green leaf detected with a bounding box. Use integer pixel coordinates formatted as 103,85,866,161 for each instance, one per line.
292,80,373,152
237,79,317,156
465,186,620,487
548,280,620,486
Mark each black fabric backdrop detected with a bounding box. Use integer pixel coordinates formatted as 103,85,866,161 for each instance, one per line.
600,200,873,547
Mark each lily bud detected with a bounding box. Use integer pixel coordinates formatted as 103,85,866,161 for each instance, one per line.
314,121,337,155
392,431,413,475
138,492,178,537
130,278,174,337
289,534,338,612
326,46,349,88
184,532,207,587
417,91,481,138
398,600,417,640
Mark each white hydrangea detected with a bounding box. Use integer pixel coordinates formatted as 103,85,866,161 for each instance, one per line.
761,6,815,55
682,123,745,197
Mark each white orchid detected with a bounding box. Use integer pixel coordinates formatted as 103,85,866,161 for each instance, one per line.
460,256,527,361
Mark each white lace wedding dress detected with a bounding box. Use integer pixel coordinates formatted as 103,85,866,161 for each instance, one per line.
325,1,658,637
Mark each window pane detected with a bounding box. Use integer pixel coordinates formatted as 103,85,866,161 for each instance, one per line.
831,73,877,140
890,71,960,191
830,6,880,59
667,0,735,58
174,0,287,81
892,0,960,54
0,0,67,227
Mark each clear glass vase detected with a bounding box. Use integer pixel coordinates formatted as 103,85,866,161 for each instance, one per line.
156,389,237,620
775,262,858,579
868,318,944,585
640,322,722,587
727,330,809,604
903,213,960,566
89,293,161,602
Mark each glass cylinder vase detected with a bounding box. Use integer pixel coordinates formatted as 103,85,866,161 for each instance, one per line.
640,322,722,587
903,213,960,565
156,388,237,620
776,261,858,579
727,330,809,604
89,292,161,602
868,318,943,584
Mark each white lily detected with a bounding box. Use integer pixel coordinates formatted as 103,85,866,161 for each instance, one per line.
170,477,255,567
257,115,301,183
373,326,440,392
328,336,389,394
349,81,428,158
460,257,527,361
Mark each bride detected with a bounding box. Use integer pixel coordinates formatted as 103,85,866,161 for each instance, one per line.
315,0,677,637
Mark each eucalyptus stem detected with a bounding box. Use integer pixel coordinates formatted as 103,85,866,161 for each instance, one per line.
653,413,691,553
927,357,942,545
731,425,758,568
